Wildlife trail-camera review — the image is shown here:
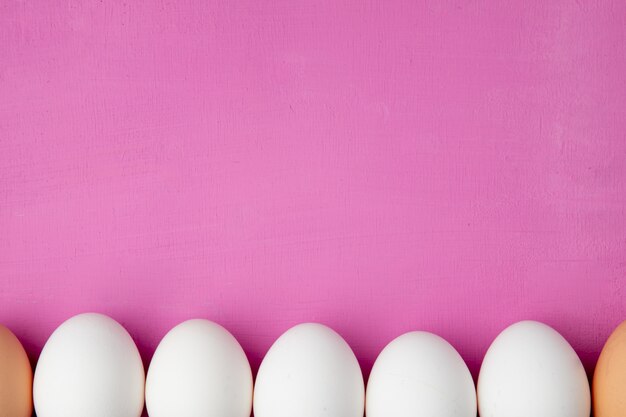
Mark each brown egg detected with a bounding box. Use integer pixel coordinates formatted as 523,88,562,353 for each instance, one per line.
593,320,626,417
0,325,33,417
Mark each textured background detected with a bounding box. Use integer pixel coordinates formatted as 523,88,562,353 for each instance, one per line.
1,0,625,388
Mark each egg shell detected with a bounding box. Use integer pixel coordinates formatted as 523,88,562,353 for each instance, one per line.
253,323,364,417
0,325,32,417
593,320,626,417
477,320,590,417
366,331,476,417
145,319,253,417
33,313,145,417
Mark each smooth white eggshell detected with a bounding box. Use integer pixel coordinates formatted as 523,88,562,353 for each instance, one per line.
33,313,145,417
477,320,590,417
145,319,253,417
253,323,364,417
366,331,476,417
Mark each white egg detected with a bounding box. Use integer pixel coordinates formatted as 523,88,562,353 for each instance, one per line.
145,319,253,417
478,320,590,417
33,313,145,417
366,331,476,417
253,323,364,417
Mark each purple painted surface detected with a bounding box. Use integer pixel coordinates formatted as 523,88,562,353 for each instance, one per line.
1,0,625,387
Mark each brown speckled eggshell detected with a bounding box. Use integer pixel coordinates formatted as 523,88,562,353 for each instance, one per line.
0,325,33,417
593,320,626,417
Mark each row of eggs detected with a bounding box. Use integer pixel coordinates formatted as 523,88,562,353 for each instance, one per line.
1,313,626,417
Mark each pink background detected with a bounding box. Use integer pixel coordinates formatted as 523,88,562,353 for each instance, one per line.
1,0,625,388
